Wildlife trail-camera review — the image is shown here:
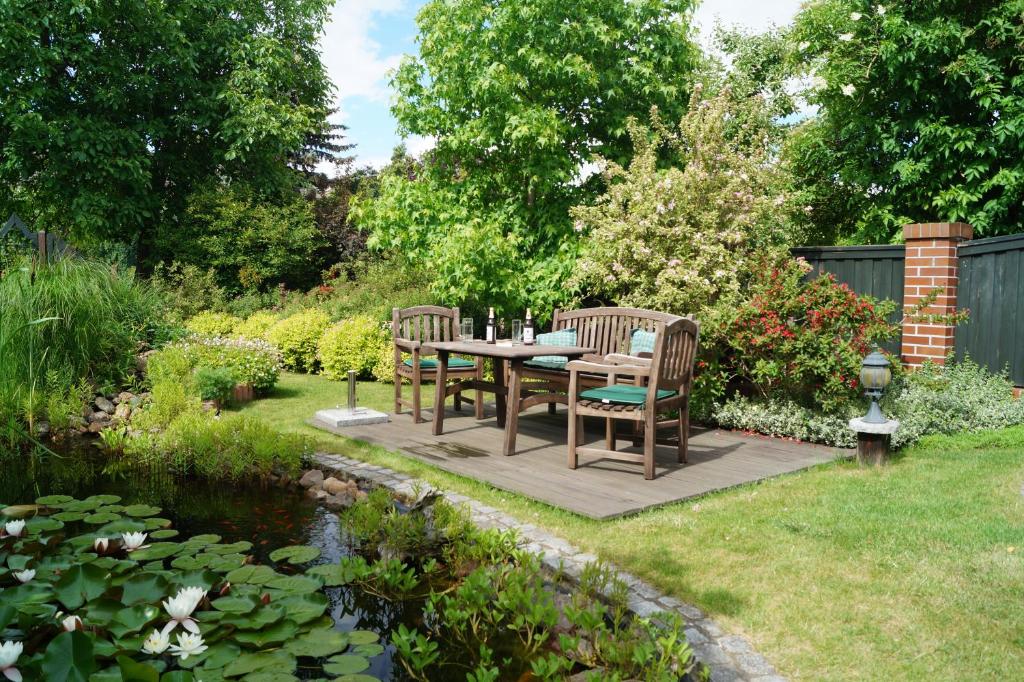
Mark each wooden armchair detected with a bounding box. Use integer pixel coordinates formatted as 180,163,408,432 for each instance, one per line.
393,306,483,423
566,317,700,479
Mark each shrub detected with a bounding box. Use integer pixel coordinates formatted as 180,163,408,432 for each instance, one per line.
318,315,390,380
314,258,434,322
712,396,857,448
267,308,331,372
233,311,280,340
150,336,281,392
371,342,396,384
195,365,235,403
148,261,228,322
185,310,241,337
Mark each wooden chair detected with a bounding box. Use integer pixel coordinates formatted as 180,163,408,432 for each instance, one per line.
566,317,700,479
392,306,483,423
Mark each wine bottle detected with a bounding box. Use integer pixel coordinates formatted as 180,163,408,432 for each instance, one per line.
523,308,535,345
486,307,496,344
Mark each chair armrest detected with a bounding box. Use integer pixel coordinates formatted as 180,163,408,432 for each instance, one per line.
604,353,652,367
566,360,651,378
394,338,421,352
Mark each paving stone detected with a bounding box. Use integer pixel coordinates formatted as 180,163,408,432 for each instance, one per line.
695,618,724,638
719,635,754,655
709,666,744,682
691,643,731,667
626,597,662,618
736,653,776,677
684,627,708,645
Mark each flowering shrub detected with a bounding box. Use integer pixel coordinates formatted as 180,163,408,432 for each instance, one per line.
266,308,331,372
184,310,240,337
152,336,281,392
233,311,279,340
318,315,390,380
713,396,857,447
713,255,898,412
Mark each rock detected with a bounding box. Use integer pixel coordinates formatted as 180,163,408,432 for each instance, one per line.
129,395,144,408
117,391,135,405
278,473,291,488
305,487,329,501
299,469,324,489
322,477,348,495
355,489,368,502
136,350,156,375
95,396,116,414
323,493,355,511
114,403,133,420
87,421,105,434
34,421,51,437
87,411,111,424
345,480,359,494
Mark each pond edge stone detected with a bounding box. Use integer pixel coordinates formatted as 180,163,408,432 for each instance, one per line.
311,452,784,682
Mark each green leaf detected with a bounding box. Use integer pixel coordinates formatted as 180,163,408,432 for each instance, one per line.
129,543,181,561
84,512,123,525
150,530,179,540
283,628,349,657
353,643,384,657
242,674,297,682
323,654,369,675
222,651,295,677
43,631,97,681
268,545,320,565
276,593,328,625
347,630,380,645
109,604,161,637
265,574,322,594
117,655,160,682
225,565,277,585
86,495,122,505
211,594,260,614
36,494,74,505
121,572,170,605
196,641,239,671
123,504,162,517
54,563,110,610
205,541,252,555
233,618,299,648
160,673,195,682
305,563,354,586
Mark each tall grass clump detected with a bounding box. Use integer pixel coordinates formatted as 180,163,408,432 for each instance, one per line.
0,257,167,443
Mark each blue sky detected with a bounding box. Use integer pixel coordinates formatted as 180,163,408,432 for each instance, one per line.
320,0,803,170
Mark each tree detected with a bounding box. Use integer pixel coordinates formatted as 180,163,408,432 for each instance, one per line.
791,0,1024,241
356,0,699,318
0,0,334,258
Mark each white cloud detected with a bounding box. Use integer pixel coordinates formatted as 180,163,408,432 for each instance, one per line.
404,134,435,157
320,0,406,112
693,0,802,46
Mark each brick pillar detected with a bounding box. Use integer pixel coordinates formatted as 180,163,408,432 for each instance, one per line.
900,222,972,367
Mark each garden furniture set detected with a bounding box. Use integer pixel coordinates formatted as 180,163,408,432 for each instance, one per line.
391,305,700,479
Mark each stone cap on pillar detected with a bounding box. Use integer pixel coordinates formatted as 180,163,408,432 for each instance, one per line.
903,222,973,241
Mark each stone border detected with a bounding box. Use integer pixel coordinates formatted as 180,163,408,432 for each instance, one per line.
312,452,784,682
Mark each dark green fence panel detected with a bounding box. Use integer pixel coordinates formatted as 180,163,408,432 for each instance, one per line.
955,234,1024,385
790,245,905,354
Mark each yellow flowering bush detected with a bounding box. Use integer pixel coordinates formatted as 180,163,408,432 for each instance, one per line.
234,311,279,340
266,308,331,372
185,310,241,337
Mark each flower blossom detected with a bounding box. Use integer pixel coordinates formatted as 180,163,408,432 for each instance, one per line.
798,41,810,51
0,641,23,682
12,570,34,584
841,84,857,96
838,33,854,41
93,537,109,553
121,532,149,552
142,629,170,655
161,586,206,635
850,12,862,20
61,615,82,632
876,5,886,15
169,632,208,660
3,521,25,538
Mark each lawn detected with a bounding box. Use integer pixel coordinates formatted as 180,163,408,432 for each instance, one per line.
235,372,1024,681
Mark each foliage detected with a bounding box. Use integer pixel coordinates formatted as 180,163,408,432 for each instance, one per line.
572,88,797,332
318,316,390,381
371,344,397,385
0,496,373,679
148,262,228,325
184,311,241,338
194,366,235,404
0,0,335,252
357,0,700,319
791,0,1024,241
309,165,378,265
266,309,331,373
232,311,280,341
151,337,281,393
712,395,858,447
313,258,435,322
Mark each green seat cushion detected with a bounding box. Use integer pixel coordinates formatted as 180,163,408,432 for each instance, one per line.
629,328,656,356
403,357,476,370
578,385,676,406
526,328,577,370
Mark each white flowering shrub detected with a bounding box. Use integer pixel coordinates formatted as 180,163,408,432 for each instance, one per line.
712,396,858,448
172,335,282,392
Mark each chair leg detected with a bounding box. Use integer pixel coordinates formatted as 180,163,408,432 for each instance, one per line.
412,372,422,424
454,389,462,412
605,418,615,451
548,402,556,415
474,362,484,420
568,414,582,470
394,373,402,415
643,412,656,480
678,403,689,464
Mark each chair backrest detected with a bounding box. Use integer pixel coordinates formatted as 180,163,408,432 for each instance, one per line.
551,306,683,357
392,305,461,346
649,317,701,394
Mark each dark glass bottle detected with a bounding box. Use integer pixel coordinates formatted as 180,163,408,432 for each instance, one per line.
523,308,535,345
486,307,496,344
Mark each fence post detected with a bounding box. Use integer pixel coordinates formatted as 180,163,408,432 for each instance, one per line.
900,222,973,367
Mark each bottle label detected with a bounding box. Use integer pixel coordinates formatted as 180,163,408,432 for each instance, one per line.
523,327,534,344
486,325,495,342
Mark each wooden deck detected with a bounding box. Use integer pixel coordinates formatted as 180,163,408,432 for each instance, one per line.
319,404,844,519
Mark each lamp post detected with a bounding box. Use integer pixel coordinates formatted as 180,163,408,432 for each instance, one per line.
849,350,899,466
859,350,892,423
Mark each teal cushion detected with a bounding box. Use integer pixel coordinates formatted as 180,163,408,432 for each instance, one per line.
578,385,676,406
525,328,577,370
403,357,475,370
629,328,656,356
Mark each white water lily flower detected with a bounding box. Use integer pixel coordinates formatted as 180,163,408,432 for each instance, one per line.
3,521,25,538
142,629,170,655
12,570,34,584
169,632,208,660
841,83,857,96
93,537,109,553
121,532,149,552
850,12,862,20
838,32,854,41
161,587,204,635
61,615,82,632
0,641,22,682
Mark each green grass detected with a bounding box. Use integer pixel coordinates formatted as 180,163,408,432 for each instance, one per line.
235,372,1024,680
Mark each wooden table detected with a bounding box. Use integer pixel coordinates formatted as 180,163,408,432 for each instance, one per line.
424,340,597,456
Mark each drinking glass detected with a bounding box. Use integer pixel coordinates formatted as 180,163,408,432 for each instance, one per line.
460,318,474,341
511,320,523,343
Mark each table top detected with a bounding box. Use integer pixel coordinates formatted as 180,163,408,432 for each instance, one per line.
424,339,597,359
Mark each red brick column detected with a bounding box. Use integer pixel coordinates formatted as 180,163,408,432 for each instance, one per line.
900,222,972,367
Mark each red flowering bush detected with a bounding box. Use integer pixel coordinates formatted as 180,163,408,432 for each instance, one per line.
714,256,899,412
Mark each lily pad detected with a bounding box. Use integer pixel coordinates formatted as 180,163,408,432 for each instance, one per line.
36,494,74,506
211,594,260,614
205,540,253,555
226,565,278,585
276,593,328,625
353,643,384,658
283,628,349,658
196,641,240,671
54,563,109,610
244,674,298,682
265,574,322,594
53,511,87,522
85,494,122,505
123,504,162,517
84,511,122,525
121,572,170,605
323,654,369,675
306,563,355,587
129,542,181,561
222,651,295,678
269,545,320,565
219,604,284,630
150,529,180,540
346,630,380,646
144,517,174,530
233,618,299,648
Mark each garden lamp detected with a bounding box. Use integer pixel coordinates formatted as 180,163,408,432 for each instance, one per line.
859,350,892,424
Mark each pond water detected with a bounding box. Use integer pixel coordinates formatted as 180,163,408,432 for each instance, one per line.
0,442,426,681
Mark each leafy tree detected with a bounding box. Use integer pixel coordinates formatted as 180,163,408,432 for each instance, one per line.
0,0,334,257
791,0,1024,241
356,0,699,318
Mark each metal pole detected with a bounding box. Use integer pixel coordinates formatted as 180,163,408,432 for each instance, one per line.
347,370,357,411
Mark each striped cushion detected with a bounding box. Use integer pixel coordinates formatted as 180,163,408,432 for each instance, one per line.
403,357,476,370
524,328,577,371
629,328,656,356
579,385,676,405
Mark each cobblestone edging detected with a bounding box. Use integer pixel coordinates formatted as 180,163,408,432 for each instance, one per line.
312,452,784,682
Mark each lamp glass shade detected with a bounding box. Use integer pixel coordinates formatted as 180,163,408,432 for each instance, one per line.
859,351,892,391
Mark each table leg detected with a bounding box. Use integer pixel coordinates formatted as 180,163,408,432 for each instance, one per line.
493,357,507,428
503,359,523,456
432,350,449,436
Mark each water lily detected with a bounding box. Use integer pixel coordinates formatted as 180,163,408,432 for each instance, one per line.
0,641,22,682
61,615,82,632
161,587,204,635
121,532,148,552
169,632,207,660
841,83,857,96
12,570,34,584
3,521,25,538
141,629,170,655
93,537,109,553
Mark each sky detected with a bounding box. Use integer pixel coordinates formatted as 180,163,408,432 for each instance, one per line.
320,0,804,170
